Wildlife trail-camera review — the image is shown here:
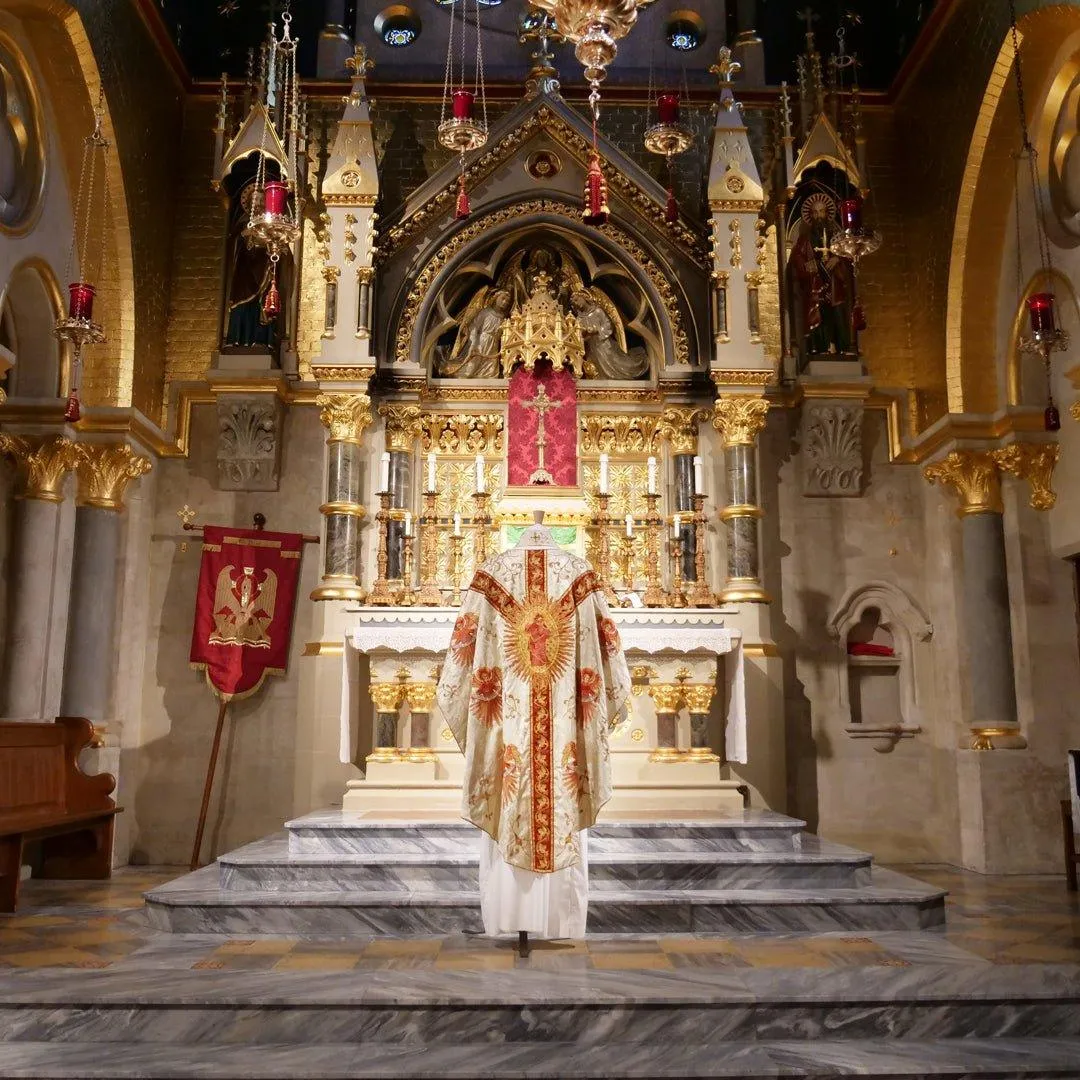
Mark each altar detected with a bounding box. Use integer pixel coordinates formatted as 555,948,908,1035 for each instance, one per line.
336,605,748,816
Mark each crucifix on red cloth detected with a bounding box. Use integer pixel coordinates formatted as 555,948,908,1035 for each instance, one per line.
506,359,578,487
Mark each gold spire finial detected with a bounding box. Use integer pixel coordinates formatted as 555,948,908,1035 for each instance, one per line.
710,46,742,85
345,43,373,77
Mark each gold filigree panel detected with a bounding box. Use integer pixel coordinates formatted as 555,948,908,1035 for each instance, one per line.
420,413,504,456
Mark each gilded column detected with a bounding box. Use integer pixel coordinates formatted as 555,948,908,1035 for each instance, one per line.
684,683,719,761
380,405,423,582
712,395,770,603
0,434,77,718
661,407,707,585
369,682,402,762
925,450,1024,750
313,391,372,601
649,683,683,762
61,443,152,721
404,682,436,761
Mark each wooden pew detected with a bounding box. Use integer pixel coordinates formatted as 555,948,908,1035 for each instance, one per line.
0,717,121,912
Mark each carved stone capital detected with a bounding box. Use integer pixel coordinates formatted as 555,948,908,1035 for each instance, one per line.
317,392,373,443
217,396,282,492
369,682,403,712
73,443,153,511
924,450,1002,516
379,403,425,452
0,434,78,502
991,442,1060,512
658,406,710,455
801,402,864,497
712,395,770,447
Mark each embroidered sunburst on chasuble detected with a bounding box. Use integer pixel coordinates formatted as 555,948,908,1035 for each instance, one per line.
436,533,632,875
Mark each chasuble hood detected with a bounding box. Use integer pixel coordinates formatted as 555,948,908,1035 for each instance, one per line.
437,528,632,874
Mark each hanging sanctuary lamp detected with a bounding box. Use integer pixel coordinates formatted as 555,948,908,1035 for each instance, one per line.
242,3,303,321
438,0,489,220
531,0,651,224
644,49,694,224
54,90,109,423
1008,0,1068,431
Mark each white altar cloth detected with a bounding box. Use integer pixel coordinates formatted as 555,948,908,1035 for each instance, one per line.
340,608,746,765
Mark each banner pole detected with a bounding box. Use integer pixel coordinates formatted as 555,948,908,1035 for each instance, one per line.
190,697,229,871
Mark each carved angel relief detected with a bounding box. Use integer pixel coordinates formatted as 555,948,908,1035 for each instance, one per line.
425,241,658,381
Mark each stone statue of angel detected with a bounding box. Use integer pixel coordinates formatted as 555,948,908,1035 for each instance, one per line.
570,289,649,380
438,287,513,378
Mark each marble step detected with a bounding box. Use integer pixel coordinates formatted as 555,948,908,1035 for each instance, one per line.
3,1039,1080,1077
219,835,872,893
144,865,944,935
285,810,808,857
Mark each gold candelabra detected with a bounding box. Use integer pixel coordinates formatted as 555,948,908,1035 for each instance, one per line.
369,491,395,606
688,492,714,608
399,530,416,607
472,491,492,571
669,529,687,608
593,492,619,603
619,532,634,593
450,531,465,606
417,490,442,606
642,492,666,607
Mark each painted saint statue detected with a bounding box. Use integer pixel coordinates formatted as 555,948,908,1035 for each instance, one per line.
436,521,631,939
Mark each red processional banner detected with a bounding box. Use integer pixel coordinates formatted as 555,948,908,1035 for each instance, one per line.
189,526,304,700
506,360,578,487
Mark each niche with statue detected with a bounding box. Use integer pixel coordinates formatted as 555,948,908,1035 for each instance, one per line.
827,582,932,752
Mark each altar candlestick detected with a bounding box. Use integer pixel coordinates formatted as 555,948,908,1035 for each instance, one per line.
475,454,485,493
404,511,412,537
453,512,462,536
625,513,633,538
599,454,610,494
647,456,657,495
426,453,436,493
693,455,704,496
673,514,681,538
379,452,390,492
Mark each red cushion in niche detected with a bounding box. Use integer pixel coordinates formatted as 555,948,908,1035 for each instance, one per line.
847,642,895,657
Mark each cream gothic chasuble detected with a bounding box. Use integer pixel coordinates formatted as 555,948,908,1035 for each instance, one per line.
437,526,631,934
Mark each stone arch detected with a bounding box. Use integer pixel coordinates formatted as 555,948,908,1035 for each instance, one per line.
827,581,933,738
946,7,1080,416
0,256,65,397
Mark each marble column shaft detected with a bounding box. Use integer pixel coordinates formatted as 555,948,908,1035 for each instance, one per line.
387,451,409,581
60,507,120,720
673,453,697,581
723,443,762,584
962,513,1018,730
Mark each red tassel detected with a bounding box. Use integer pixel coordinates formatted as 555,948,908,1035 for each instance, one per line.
455,175,471,220
64,389,81,423
263,275,281,320
583,153,609,226
665,187,679,224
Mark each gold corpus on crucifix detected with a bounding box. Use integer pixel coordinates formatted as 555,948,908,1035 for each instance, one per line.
522,383,563,485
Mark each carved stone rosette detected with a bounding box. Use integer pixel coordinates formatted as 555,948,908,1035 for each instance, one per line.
0,434,78,502
73,443,153,511
313,391,374,602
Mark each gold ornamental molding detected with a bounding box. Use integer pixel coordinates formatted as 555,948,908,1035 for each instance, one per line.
924,450,1002,516
579,413,664,455
718,503,765,522
712,395,770,448
317,392,374,444
711,369,775,388
384,107,706,264
991,442,1060,512
0,434,77,502
393,198,692,370
742,642,781,658
420,413,505,455
73,443,153,511
312,364,375,384
380,404,425,452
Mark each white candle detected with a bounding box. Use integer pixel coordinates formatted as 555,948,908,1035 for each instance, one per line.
426,452,436,493
625,513,633,538
647,456,657,495
475,454,485,494
599,453,609,495
404,511,412,537
453,512,462,536
673,513,681,538
379,451,390,493
693,455,704,496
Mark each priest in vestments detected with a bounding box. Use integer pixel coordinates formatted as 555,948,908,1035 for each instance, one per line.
437,520,632,939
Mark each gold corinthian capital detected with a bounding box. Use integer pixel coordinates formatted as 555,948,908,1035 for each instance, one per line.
73,443,153,511
991,442,1060,512
923,450,1002,516
379,404,425,453
658,406,710,455
712,395,770,448
0,434,78,502
317,392,374,443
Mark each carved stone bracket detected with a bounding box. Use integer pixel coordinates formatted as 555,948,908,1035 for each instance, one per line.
801,402,864,498
712,395,770,448
925,444,1059,514
217,396,282,492
991,442,1060,511
0,434,77,502
73,443,153,511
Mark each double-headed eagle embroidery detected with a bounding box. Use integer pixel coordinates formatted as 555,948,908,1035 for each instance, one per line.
209,564,277,648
